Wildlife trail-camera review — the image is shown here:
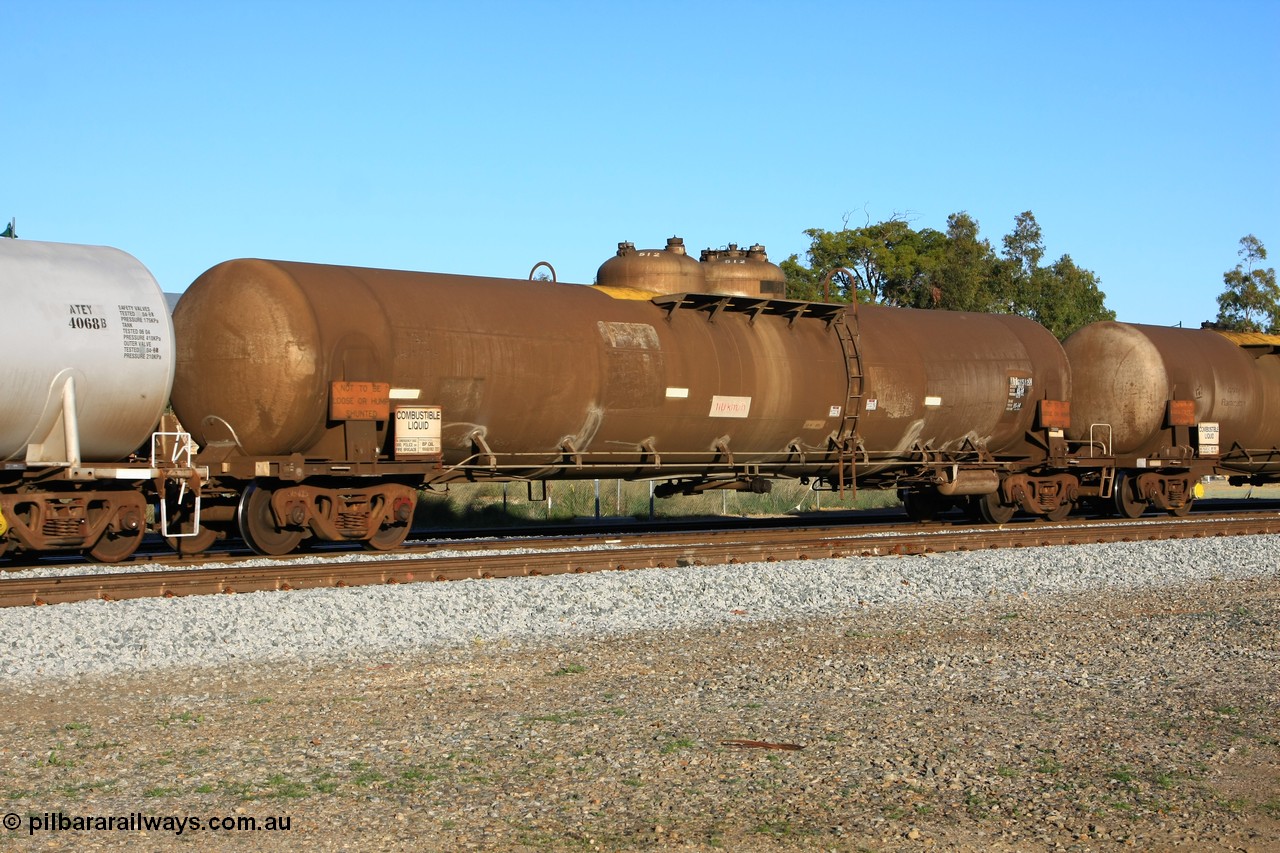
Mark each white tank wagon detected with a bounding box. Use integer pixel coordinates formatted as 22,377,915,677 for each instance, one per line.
0,238,204,562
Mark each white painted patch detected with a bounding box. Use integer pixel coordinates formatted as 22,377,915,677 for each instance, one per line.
709,395,751,418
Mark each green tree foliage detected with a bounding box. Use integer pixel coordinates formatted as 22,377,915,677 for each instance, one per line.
783,210,1115,338
1214,235,1278,333
932,212,998,312
1027,255,1111,341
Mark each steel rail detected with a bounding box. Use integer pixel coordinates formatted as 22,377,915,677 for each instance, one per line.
3,512,1279,608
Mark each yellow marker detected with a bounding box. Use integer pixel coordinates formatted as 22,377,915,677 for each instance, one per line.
0,506,8,538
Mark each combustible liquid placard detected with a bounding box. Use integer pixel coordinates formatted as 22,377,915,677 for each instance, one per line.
395,406,443,460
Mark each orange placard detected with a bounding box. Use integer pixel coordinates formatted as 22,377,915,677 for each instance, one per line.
1167,399,1196,427
330,381,391,421
1038,399,1071,429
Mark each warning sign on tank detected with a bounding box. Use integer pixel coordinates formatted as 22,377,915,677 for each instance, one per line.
1006,375,1033,412
115,303,165,360
330,381,391,421
1197,422,1220,457
394,406,443,460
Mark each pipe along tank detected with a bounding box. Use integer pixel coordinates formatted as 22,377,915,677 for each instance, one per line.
171,239,1072,554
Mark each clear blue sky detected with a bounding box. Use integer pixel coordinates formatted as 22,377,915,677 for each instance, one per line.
5,0,1277,328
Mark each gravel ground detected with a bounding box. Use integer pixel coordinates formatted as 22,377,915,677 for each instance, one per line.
0,536,1277,851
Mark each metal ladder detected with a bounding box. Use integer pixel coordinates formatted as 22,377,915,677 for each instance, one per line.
833,306,865,498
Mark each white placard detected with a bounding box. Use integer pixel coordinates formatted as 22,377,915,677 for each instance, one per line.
394,406,442,459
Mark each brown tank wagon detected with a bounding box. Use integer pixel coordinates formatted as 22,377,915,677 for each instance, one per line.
1063,322,1280,517
169,243,1077,554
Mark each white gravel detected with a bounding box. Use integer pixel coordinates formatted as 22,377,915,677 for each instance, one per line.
2,535,1277,681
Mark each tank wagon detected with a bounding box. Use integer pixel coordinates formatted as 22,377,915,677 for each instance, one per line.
0,238,204,562
169,238,1083,555
11,234,1280,564
1063,322,1280,516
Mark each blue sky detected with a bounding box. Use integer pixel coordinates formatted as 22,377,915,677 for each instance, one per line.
5,0,1277,328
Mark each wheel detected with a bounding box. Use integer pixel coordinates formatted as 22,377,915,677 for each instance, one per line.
237,484,304,556
88,528,142,563
362,522,410,551
1113,472,1147,519
975,492,1015,524
1168,498,1193,518
902,489,943,523
1043,500,1073,522
86,498,145,563
167,526,220,557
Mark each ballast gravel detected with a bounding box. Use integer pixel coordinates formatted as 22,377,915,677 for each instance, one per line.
0,534,1276,680
0,535,1276,852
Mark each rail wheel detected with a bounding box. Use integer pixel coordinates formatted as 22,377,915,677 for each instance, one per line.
1043,500,1073,522
237,484,304,556
167,526,220,557
88,528,143,563
974,492,1015,524
1113,473,1147,519
363,522,410,551
86,499,145,563
902,489,944,523
1168,498,1194,518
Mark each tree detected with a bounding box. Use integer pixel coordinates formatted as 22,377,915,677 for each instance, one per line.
989,212,1114,338
1215,235,1278,333
783,209,1114,338
1028,254,1115,340
781,214,948,307
931,212,998,312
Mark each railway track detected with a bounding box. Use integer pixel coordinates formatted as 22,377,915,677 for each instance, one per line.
4,509,1279,608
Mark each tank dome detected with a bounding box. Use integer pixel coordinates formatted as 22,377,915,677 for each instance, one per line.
595,237,707,296
700,243,787,298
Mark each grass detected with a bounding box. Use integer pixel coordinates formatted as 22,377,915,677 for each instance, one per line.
550,664,586,676
159,711,204,727
660,737,697,755
265,774,310,798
